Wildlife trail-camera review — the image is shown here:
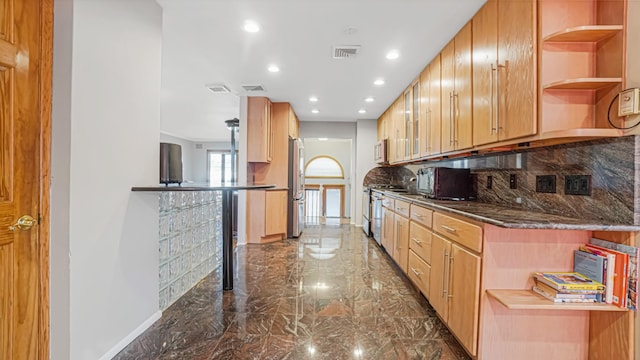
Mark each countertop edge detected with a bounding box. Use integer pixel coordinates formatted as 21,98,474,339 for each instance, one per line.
132,184,277,192
378,190,640,232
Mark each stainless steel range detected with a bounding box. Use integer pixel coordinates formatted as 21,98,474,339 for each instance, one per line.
363,184,406,244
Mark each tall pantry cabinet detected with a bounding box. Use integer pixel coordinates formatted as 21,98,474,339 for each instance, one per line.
472,0,536,146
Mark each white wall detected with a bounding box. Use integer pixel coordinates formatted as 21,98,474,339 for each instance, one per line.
51,1,163,359
355,119,379,225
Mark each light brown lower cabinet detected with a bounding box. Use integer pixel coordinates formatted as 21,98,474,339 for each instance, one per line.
246,189,287,243
392,214,409,272
381,206,395,256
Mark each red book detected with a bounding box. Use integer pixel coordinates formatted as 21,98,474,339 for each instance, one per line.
585,243,629,308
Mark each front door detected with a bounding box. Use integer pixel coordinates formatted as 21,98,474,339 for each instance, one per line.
0,0,52,359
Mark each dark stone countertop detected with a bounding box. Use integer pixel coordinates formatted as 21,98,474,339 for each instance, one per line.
132,183,276,192
376,190,640,232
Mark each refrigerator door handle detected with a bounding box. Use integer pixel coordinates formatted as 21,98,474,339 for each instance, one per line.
293,190,304,201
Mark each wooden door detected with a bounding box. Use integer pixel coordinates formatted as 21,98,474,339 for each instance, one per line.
265,190,287,236
427,55,441,156
454,22,473,150
472,0,499,146
440,40,455,154
403,89,411,161
428,234,451,321
448,243,481,356
393,214,409,273
0,0,52,359
498,0,536,140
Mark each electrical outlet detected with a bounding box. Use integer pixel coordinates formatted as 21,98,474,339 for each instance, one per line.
536,175,556,193
565,175,591,196
509,174,517,189
486,175,493,189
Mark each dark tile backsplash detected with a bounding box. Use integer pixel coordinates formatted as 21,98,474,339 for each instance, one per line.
366,136,639,225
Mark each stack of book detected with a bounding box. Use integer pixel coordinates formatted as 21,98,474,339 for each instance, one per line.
532,272,604,303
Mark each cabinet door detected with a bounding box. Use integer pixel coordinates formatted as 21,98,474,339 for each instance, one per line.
429,234,451,320
472,0,499,146
440,40,455,154
393,214,410,273
408,251,431,297
454,22,473,150
497,0,535,140
448,243,481,356
419,66,430,158
404,89,412,161
381,207,395,255
247,97,272,163
411,81,421,159
427,55,442,156
265,190,287,235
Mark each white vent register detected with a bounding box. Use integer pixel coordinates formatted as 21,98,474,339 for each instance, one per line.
333,45,360,59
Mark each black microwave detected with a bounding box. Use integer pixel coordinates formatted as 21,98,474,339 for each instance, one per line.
416,167,474,200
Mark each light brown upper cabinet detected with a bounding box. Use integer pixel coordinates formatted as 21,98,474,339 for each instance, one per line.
441,22,473,153
247,97,273,163
420,56,442,157
472,0,536,146
390,95,405,164
411,81,421,159
404,88,413,161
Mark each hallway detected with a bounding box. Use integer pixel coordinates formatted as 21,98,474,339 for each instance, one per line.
114,224,469,359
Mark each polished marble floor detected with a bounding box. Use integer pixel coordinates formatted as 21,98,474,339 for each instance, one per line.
114,224,470,359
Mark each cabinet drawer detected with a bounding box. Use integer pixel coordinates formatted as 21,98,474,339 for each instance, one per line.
394,199,410,218
409,222,432,264
433,213,483,253
408,250,431,297
410,204,433,228
382,196,395,209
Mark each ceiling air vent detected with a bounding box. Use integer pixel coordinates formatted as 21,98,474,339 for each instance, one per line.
333,45,360,59
206,84,231,93
241,84,266,92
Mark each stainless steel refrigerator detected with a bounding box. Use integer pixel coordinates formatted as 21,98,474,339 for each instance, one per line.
287,138,304,238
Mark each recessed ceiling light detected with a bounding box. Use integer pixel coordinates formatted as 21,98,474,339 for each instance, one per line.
364,97,374,103
374,79,385,86
358,109,367,114
243,20,260,33
309,96,319,102
386,50,400,60
267,64,280,73
318,137,328,141
311,109,320,114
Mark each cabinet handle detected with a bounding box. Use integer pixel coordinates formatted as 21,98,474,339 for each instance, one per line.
411,267,421,277
414,213,423,218
447,256,455,299
396,223,402,250
497,63,506,133
490,63,497,135
412,238,422,246
449,92,454,145
441,225,457,233
441,250,449,298
425,109,431,151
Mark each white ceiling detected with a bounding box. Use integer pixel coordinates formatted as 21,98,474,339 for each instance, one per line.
157,0,487,142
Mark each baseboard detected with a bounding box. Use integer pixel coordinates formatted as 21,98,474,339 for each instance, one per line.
98,310,162,360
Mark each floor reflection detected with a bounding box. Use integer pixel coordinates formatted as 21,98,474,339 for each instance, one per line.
114,224,470,360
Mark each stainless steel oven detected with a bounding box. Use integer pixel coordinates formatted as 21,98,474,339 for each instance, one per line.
362,187,371,236
371,191,382,245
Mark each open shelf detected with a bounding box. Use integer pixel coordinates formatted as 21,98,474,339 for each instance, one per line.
543,78,622,90
487,289,627,311
543,25,623,42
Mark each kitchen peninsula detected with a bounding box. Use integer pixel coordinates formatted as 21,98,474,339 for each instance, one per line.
131,184,275,308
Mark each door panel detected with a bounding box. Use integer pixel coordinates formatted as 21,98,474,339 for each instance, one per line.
448,244,481,356
0,0,49,358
